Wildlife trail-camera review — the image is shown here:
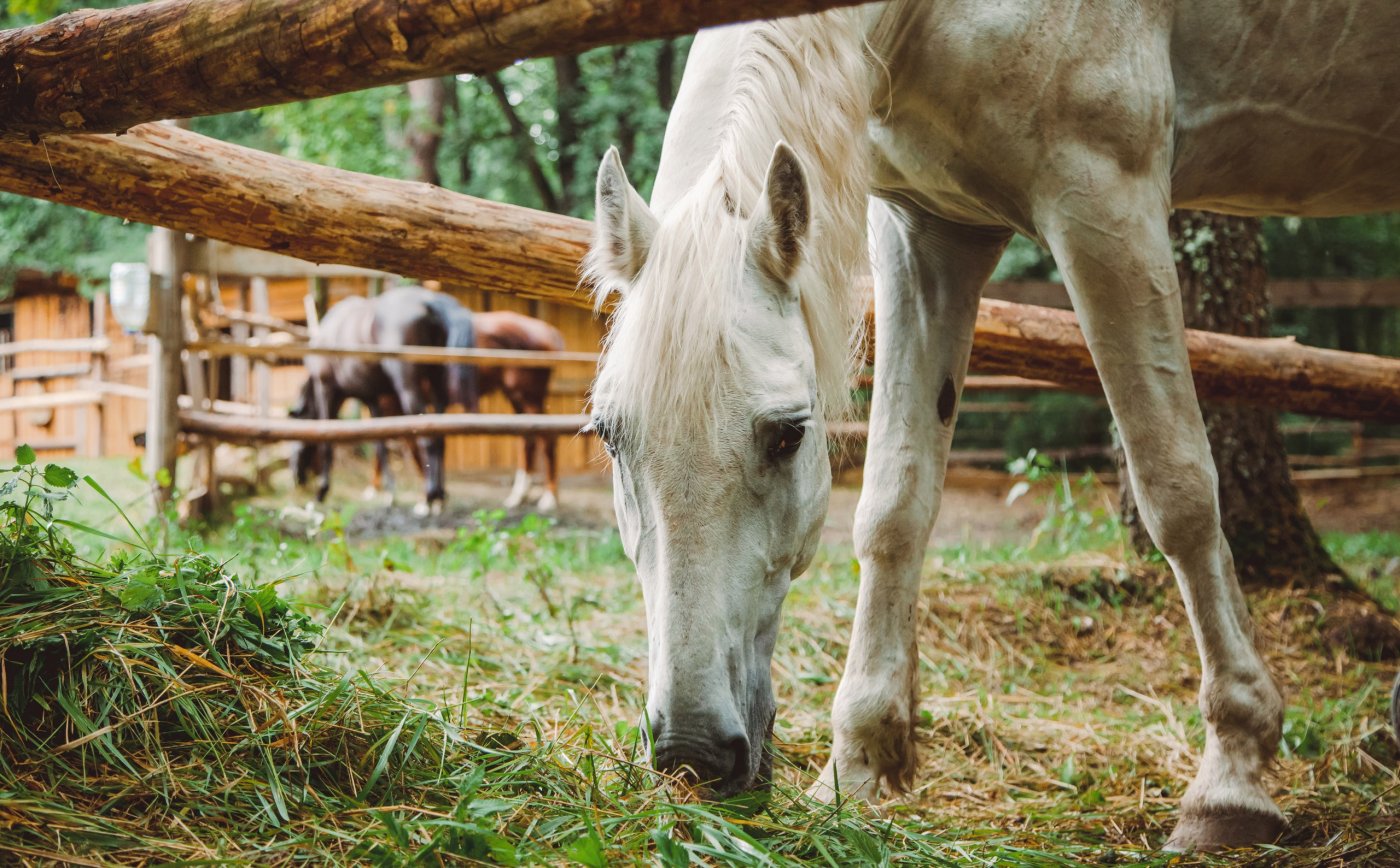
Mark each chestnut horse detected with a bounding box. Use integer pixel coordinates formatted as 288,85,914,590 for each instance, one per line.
443,306,566,513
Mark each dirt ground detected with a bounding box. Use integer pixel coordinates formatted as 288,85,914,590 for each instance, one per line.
285,452,1397,547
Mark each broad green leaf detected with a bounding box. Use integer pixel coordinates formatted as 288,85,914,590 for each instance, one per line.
43,463,78,488
16,444,36,466
652,829,691,868
119,579,165,613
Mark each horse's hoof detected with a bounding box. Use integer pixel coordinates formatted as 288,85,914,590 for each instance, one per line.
412,501,431,518
806,756,883,807
430,500,444,517
537,491,558,513
361,485,380,502
1165,807,1287,852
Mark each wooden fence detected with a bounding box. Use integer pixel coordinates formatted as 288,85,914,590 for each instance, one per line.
4,276,1398,487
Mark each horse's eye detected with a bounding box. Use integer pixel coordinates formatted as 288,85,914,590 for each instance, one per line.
590,418,618,458
768,420,806,460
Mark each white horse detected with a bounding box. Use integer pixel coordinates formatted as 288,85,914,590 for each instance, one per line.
586,1,1400,851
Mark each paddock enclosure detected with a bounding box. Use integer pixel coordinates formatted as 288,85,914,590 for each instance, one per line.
1,0,1399,864
0,256,609,480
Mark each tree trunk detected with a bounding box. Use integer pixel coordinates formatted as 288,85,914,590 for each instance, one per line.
1,124,1398,424
1117,211,1343,587
553,54,584,215
483,72,561,212
656,39,678,111
612,47,638,164
0,0,869,140
442,79,473,190
405,78,448,187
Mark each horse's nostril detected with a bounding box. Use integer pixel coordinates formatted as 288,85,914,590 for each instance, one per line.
721,734,749,786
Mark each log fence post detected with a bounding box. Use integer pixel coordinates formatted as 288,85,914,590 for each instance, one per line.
146,225,190,510
230,282,251,404
87,291,107,457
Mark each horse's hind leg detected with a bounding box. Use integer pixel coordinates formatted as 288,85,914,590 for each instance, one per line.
504,435,533,509
504,390,538,510
1038,160,1284,850
537,435,558,513
812,200,1008,803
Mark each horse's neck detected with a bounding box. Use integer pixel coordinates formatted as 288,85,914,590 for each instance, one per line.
652,11,872,239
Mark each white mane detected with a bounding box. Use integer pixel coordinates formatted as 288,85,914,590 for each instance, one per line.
590,10,872,448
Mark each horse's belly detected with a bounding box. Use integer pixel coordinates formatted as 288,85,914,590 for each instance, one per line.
1170,0,1400,216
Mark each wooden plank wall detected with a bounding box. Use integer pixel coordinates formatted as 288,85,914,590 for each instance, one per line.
2,291,93,459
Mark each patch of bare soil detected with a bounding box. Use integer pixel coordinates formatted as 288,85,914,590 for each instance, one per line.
272,453,1397,549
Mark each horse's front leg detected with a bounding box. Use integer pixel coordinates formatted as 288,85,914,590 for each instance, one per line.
1036,156,1284,850
311,379,343,504
389,366,447,517
364,400,396,503
537,435,559,513
504,435,534,510
812,201,1008,802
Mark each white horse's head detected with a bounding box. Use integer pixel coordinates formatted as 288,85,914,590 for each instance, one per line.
588,141,854,794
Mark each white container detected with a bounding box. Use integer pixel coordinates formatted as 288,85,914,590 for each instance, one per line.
109,262,151,333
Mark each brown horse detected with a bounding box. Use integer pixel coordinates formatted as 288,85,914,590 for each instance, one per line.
469,310,566,512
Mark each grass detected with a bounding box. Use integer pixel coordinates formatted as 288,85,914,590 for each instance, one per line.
1,452,1396,865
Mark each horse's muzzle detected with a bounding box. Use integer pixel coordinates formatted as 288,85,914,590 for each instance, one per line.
649,718,753,796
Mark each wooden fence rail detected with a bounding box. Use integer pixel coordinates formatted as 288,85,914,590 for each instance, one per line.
180,409,592,442
0,337,111,358
188,339,601,368
0,0,869,139
0,390,103,413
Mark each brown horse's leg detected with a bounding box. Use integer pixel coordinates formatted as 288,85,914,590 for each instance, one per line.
407,438,427,476
502,386,535,509
505,433,533,509
369,446,384,495
538,433,559,512
364,399,397,502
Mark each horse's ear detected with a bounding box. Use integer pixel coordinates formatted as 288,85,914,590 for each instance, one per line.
589,147,657,292
751,141,811,285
